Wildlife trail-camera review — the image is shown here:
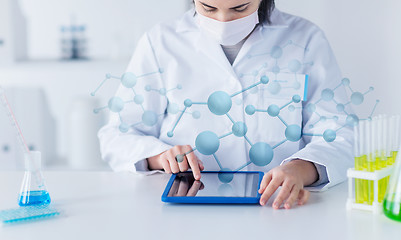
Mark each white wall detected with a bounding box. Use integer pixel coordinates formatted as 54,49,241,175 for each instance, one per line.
276,0,401,117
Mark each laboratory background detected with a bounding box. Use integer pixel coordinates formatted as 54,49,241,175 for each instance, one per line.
1,0,401,238
0,0,400,171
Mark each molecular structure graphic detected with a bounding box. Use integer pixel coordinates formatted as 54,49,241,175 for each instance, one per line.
165,74,378,183
91,69,181,133
145,83,182,98
247,40,314,79
302,78,379,142
167,75,306,183
234,41,314,108
90,39,379,185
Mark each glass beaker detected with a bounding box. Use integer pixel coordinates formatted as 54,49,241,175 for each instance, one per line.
18,151,51,206
383,150,400,221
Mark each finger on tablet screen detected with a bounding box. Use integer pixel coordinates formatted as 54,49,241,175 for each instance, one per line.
184,147,201,180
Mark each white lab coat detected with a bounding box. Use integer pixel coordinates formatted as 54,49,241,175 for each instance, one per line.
98,8,354,191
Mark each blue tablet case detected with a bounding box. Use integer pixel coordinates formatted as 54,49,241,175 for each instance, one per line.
162,171,264,204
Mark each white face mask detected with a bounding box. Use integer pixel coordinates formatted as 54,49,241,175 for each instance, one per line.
197,9,259,46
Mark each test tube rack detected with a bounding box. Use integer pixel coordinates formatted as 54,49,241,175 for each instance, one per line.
346,115,400,214
346,166,394,213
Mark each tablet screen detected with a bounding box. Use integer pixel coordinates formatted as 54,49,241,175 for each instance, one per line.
167,172,260,198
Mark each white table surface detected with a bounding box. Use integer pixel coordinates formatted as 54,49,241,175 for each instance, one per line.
0,171,400,240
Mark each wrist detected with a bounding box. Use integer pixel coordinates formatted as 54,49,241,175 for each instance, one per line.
147,154,163,170
288,159,318,186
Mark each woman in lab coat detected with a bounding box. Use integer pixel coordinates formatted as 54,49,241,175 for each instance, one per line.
98,0,353,208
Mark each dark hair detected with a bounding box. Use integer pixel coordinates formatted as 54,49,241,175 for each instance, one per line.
259,0,275,24
192,0,276,24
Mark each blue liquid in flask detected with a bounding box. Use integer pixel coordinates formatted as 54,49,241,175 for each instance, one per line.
0,90,53,207
18,152,52,206
19,190,51,206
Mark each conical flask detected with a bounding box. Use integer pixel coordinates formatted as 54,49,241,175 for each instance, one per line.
383,150,401,221
19,151,51,206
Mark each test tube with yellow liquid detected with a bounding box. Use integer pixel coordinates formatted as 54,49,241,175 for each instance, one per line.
354,124,362,203
366,118,375,205
347,115,400,213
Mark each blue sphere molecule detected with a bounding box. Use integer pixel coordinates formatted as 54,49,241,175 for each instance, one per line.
333,116,339,122
218,183,234,196
167,103,180,114
346,114,359,126
323,129,336,142
268,82,281,95
184,99,193,107
249,142,274,167
144,85,152,92
285,124,302,142
245,105,256,115
336,103,345,112
177,84,182,90
351,92,364,105
134,94,144,104
195,131,220,155
260,75,269,84
192,111,201,119
167,131,174,138
270,46,283,59
320,116,327,122
342,78,350,86
235,98,243,105
288,105,296,112
159,88,167,96
232,122,248,137
292,95,301,103
207,91,232,116
272,65,281,74
119,122,130,133
288,59,302,73
218,168,234,183
267,104,280,117
142,111,158,126
121,72,137,88
108,97,124,113
321,89,334,101
306,103,316,113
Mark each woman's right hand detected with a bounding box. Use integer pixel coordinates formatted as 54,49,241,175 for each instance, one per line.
147,145,204,180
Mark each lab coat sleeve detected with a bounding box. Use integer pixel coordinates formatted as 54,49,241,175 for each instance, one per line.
281,29,354,192
98,32,173,174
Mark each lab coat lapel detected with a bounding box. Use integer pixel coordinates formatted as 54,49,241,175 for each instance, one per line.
196,32,238,79
233,26,264,67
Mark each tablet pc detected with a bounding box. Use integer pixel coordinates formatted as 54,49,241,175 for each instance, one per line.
161,171,264,204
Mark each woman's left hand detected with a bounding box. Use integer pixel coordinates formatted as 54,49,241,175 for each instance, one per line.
258,159,318,209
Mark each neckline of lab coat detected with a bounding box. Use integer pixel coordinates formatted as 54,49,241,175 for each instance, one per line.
194,25,265,79
175,8,290,80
